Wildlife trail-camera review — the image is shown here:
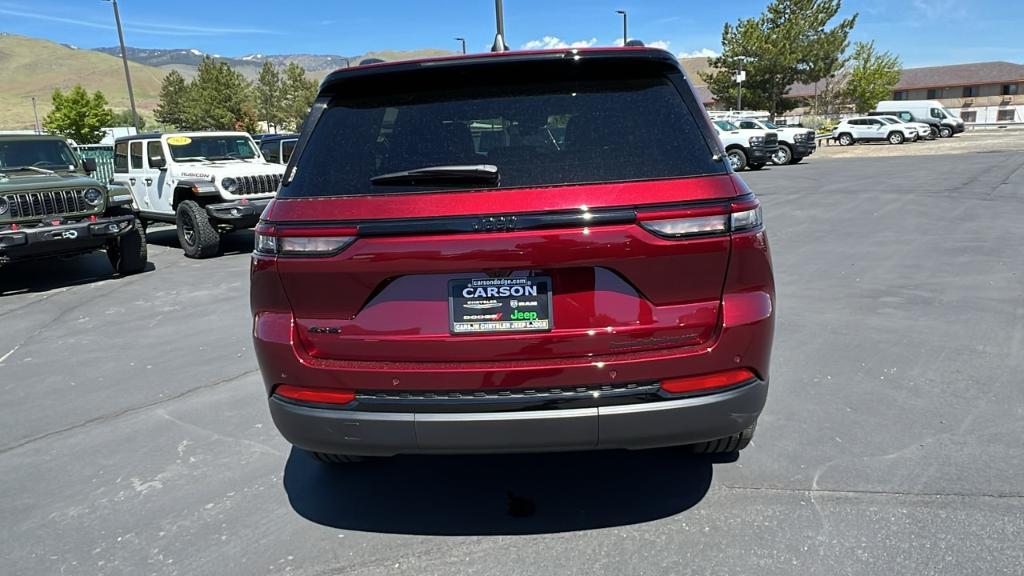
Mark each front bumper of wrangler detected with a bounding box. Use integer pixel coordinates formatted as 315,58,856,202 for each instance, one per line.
0,215,135,261
205,198,271,227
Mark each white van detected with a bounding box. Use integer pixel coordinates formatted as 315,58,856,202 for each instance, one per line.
876,100,965,138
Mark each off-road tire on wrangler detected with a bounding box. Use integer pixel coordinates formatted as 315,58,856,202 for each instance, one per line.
310,452,371,464
107,218,147,275
689,424,756,454
726,148,748,171
176,200,220,259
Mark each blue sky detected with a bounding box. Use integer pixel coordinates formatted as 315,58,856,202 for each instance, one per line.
0,0,1020,67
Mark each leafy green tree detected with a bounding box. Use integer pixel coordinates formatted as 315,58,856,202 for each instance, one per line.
154,70,191,130
254,61,284,131
42,85,115,144
281,62,318,131
187,57,254,131
844,41,902,113
111,109,146,130
701,0,857,119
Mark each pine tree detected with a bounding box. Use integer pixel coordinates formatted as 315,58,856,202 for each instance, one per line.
188,57,254,131
281,62,318,131
42,85,115,144
154,70,190,130
254,61,284,131
700,0,857,119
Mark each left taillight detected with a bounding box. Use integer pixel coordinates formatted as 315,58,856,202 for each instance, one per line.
254,223,357,257
274,384,356,406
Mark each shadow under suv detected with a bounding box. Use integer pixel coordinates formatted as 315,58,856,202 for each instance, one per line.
251,48,775,462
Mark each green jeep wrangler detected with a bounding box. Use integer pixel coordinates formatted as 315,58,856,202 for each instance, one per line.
0,134,147,274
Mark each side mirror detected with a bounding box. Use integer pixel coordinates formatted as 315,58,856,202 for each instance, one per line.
149,157,167,170
82,157,97,173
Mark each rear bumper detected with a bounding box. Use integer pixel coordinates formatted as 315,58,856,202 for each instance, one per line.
0,215,134,260
268,379,767,456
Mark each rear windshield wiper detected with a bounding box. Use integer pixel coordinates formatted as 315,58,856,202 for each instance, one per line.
370,164,499,186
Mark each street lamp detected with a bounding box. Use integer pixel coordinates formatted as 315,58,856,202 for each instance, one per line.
616,10,627,46
455,37,467,55
491,0,509,52
102,0,139,131
734,56,751,111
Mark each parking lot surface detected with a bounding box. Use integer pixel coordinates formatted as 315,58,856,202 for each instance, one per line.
2,151,1023,575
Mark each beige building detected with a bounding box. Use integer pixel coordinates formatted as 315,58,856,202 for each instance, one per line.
890,61,1023,124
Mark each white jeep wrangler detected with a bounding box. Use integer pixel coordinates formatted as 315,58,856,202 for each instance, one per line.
112,132,284,258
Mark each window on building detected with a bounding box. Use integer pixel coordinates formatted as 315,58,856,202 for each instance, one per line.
962,86,978,98
959,111,977,123
1002,84,1020,96
893,90,907,100
997,109,1016,122
927,88,940,99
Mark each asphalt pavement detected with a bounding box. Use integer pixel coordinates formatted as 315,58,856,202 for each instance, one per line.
1,151,1023,575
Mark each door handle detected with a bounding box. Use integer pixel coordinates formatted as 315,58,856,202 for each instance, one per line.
129,178,136,185
144,178,153,186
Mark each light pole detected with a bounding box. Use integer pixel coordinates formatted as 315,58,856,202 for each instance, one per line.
491,0,509,52
735,56,751,111
103,0,139,131
455,37,466,54
616,10,627,46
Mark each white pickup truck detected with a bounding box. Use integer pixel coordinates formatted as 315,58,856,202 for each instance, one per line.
112,132,284,258
732,118,817,165
711,119,779,171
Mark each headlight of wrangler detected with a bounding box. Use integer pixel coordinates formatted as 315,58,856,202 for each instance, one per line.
83,188,103,206
222,177,239,193
0,196,9,216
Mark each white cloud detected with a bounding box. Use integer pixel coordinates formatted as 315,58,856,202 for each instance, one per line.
678,48,720,58
521,36,597,50
647,40,671,50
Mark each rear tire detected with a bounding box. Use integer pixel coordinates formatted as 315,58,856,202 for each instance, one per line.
726,148,748,171
107,218,148,275
176,200,220,259
310,451,371,464
837,133,854,146
690,424,756,454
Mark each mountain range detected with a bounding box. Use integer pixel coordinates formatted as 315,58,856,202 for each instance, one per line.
0,32,711,130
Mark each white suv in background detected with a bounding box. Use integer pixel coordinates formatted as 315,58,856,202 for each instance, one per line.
871,115,935,141
113,132,285,258
833,117,917,146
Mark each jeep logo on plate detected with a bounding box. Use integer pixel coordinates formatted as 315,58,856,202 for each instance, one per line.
473,216,517,232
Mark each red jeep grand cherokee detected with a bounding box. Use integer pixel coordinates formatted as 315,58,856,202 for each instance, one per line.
251,48,775,462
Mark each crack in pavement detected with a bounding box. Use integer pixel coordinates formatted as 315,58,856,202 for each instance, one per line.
0,368,260,456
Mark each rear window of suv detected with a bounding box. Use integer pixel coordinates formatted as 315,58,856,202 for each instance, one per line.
281,60,723,198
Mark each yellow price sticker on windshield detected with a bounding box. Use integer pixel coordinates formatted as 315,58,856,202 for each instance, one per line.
167,136,192,146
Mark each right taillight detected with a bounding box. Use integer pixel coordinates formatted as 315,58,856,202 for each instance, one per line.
639,198,762,239
254,223,356,257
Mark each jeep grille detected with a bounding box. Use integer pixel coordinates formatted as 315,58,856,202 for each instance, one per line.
235,174,282,195
2,189,91,219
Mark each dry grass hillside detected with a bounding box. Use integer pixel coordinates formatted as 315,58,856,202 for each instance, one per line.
0,33,165,129
680,57,713,86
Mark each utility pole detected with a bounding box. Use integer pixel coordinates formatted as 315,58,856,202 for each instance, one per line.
616,10,627,46
455,37,467,54
31,97,42,134
735,56,750,111
104,0,139,131
491,0,509,52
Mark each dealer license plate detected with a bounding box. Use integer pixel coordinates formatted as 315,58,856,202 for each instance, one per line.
449,276,552,334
